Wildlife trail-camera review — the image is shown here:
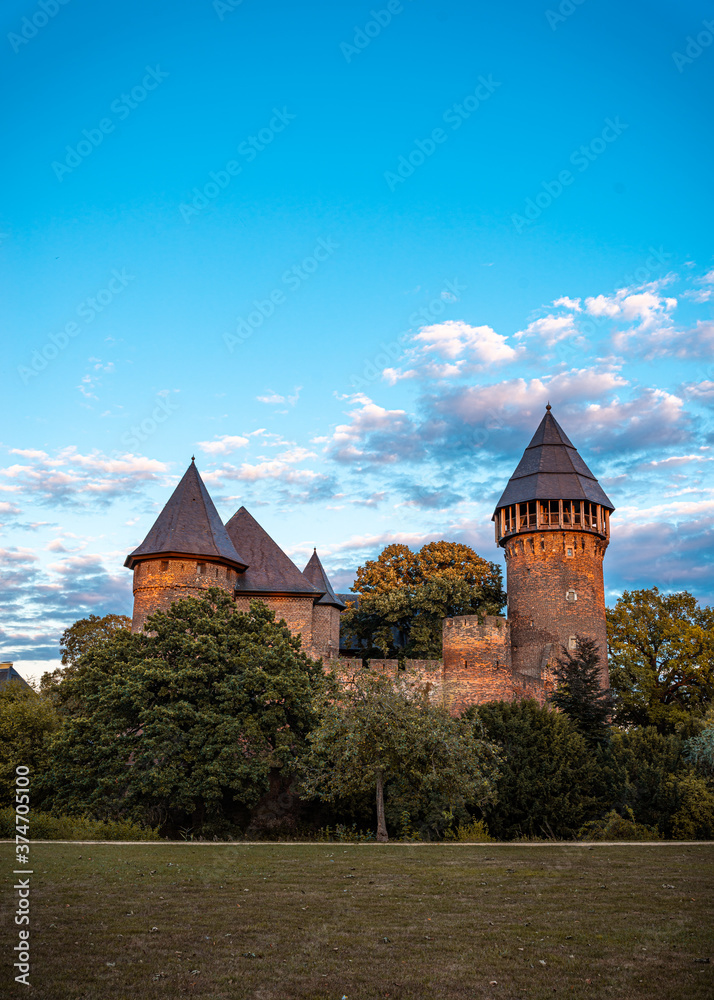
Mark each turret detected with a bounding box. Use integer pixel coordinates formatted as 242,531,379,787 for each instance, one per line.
303,549,346,659
492,405,614,688
124,459,248,632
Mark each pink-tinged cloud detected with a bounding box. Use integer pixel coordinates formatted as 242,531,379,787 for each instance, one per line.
198,435,250,455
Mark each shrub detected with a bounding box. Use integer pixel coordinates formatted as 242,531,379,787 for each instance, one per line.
0,807,159,841
578,807,662,841
444,817,493,842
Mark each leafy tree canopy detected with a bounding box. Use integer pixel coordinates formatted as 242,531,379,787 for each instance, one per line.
0,681,58,805
353,541,499,595
344,542,506,658
60,613,132,666
471,700,605,840
550,635,613,747
299,669,498,842
43,590,328,835
607,588,714,735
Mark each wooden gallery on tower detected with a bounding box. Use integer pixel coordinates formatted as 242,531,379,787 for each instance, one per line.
124,405,614,713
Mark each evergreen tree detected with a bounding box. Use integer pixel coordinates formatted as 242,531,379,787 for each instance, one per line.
550,635,613,747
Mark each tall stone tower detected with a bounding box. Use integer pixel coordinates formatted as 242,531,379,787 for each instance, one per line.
492,405,614,688
124,459,248,632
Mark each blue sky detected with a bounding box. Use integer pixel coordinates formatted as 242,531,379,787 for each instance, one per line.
2,0,713,679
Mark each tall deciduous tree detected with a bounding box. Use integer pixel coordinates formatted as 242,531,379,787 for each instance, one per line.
299,669,498,842
344,542,506,657
607,588,714,735
41,613,133,704
550,635,613,747
0,682,58,806
354,541,500,595
43,591,328,835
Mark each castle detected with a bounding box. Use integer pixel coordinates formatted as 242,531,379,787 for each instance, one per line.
125,405,614,712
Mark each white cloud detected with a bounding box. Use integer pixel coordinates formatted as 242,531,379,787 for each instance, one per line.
198,435,250,455
515,314,578,346
414,320,519,365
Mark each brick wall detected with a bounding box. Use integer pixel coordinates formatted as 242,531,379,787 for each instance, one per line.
311,604,341,661
233,594,316,656
442,615,514,713
503,529,609,690
131,557,239,632
330,658,444,701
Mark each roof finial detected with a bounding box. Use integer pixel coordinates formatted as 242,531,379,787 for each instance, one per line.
546,401,551,412
191,455,195,463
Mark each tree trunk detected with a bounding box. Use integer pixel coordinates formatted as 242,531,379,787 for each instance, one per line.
375,770,388,843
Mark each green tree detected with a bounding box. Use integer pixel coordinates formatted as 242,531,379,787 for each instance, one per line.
43,590,328,835
550,635,613,747
610,726,714,838
41,613,132,703
472,700,605,840
344,543,506,658
299,669,498,842
607,588,714,735
0,682,59,805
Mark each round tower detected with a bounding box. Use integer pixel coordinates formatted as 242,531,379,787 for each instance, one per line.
492,405,614,689
124,459,248,632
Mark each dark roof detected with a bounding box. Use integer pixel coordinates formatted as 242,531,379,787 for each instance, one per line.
226,507,322,597
124,461,248,571
303,550,346,609
337,593,359,608
493,407,615,513
0,664,32,691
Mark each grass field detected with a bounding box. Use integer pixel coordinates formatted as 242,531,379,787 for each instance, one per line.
2,842,712,999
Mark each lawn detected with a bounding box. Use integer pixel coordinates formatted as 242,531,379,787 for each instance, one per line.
2,842,712,999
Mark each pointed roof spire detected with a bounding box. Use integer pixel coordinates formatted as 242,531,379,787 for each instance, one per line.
303,550,346,609
493,407,614,512
225,507,322,597
124,462,248,570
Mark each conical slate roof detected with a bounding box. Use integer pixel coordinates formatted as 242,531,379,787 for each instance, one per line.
493,406,615,513
226,507,322,597
303,550,346,609
124,461,248,570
